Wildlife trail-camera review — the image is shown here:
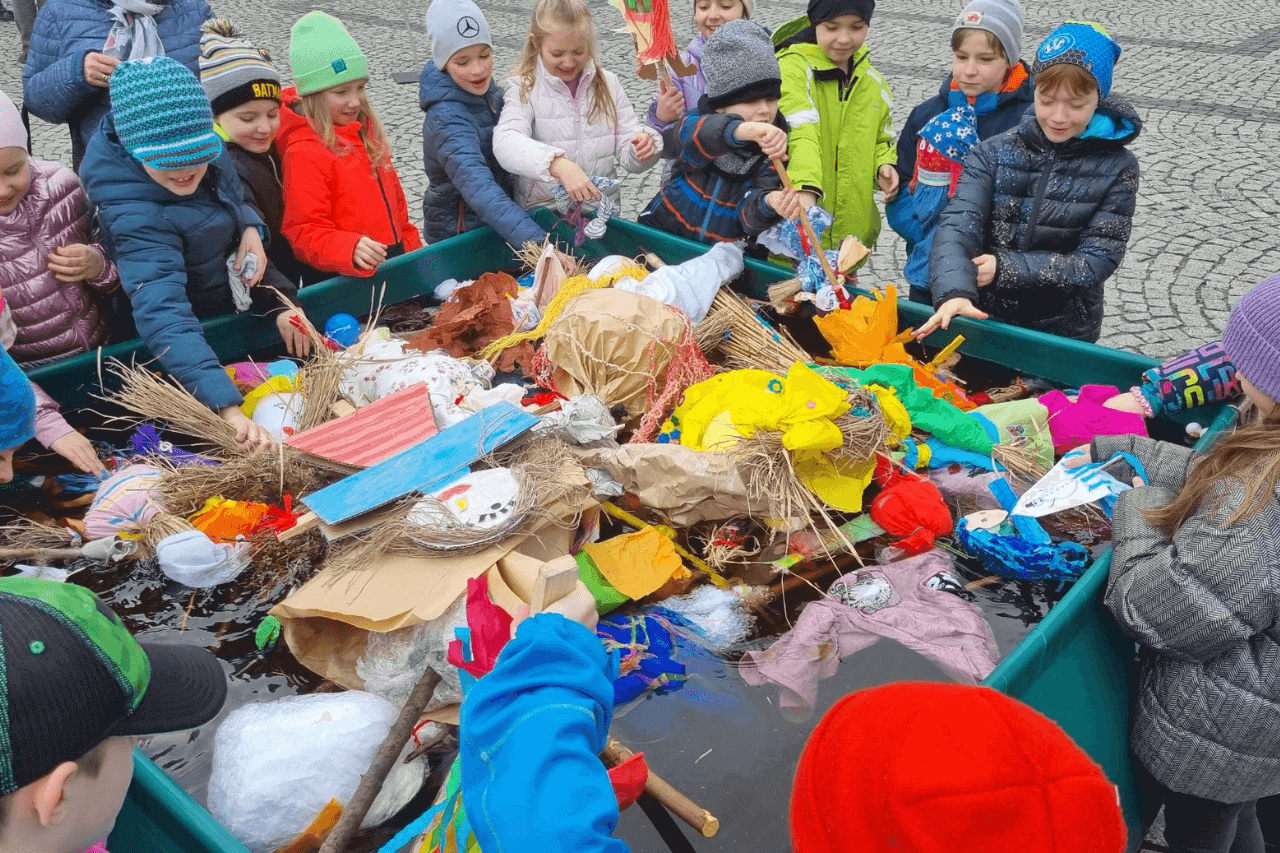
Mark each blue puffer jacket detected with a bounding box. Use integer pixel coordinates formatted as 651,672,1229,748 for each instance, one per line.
928,94,1142,343
419,62,545,250
22,0,212,168
81,116,266,412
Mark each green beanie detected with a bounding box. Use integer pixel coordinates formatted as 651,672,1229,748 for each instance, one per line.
289,12,369,96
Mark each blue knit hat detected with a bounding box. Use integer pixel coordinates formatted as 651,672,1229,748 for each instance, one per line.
0,346,35,450
110,57,223,171
1032,22,1122,98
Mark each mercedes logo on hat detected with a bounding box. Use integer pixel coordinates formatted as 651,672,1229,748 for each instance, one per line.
457,16,480,37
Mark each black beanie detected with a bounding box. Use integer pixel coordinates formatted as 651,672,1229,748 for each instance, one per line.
807,0,874,25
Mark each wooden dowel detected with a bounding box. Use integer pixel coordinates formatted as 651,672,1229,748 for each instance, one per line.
771,158,841,292
0,547,83,561
602,739,720,838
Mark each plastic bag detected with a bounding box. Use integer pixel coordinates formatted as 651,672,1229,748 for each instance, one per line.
208,691,428,853
613,241,744,324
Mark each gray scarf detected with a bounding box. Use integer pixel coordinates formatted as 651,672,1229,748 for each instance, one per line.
104,0,166,61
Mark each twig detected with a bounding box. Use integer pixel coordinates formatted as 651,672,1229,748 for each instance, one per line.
602,738,720,838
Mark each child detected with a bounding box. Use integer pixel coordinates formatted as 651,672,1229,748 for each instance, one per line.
80,56,276,449
776,0,897,250
1078,271,1280,852
638,20,800,244
1,343,102,479
0,577,227,853
198,19,314,356
0,88,119,364
919,22,1140,343
492,0,662,212
646,0,753,162
419,0,546,249
887,0,1032,302
277,12,423,278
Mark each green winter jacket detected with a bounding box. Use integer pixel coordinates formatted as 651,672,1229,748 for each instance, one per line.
776,23,896,251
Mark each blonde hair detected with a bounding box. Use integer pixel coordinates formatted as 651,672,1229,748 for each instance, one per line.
295,85,392,169
511,0,617,127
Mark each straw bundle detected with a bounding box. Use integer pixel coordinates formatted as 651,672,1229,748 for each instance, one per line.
104,361,244,456
991,441,1049,486
295,347,351,431
0,518,78,551
155,447,333,518
695,289,809,375
728,435,851,552
143,511,196,552
513,238,587,279
830,385,891,465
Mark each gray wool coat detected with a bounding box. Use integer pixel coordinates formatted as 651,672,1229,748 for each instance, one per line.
1093,434,1280,803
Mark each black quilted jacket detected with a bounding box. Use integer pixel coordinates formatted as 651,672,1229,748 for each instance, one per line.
927,94,1141,342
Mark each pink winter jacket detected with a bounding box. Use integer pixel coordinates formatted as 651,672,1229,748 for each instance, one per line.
1,158,117,363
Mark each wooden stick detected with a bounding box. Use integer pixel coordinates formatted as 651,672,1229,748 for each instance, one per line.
318,667,442,853
277,511,321,542
529,555,580,613
0,547,84,561
771,158,842,295
602,739,720,838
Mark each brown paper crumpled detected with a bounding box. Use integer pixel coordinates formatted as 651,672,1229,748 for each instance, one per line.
406,271,536,373
570,443,758,526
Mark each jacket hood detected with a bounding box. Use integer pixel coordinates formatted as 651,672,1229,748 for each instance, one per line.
776,39,870,74
1017,92,1142,153
419,61,499,112
82,114,220,206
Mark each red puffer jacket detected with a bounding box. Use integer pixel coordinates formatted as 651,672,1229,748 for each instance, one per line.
276,87,422,278
0,158,118,362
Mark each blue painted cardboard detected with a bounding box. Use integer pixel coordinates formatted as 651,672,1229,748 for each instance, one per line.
301,402,540,524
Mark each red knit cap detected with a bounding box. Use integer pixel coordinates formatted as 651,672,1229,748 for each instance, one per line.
790,682,1126,853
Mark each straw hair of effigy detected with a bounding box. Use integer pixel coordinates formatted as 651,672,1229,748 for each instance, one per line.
295,345,350,432
830,385,891,465
695,289,810,375
143,511,196,552
991,441,1050,486
103,361,244,456
0,518,79,551
155,447,334,518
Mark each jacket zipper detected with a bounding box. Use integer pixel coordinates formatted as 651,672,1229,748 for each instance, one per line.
1022,148,1057,250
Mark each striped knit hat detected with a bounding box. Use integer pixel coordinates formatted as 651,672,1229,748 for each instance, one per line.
289,12,368,96
110,57,222,170
199,19,282,116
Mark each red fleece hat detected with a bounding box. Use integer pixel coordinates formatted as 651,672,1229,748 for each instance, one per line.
791,682,1126,853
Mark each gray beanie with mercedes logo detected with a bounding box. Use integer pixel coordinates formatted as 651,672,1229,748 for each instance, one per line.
426,0,492,68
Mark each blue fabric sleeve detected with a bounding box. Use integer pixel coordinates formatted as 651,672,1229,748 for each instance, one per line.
460,613,629,853
22,5,96,125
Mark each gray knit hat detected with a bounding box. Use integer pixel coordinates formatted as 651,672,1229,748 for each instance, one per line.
198,19,281,116
426,0,492,69
1223,273,1280,405
953,0,1023,65
703,20,781,111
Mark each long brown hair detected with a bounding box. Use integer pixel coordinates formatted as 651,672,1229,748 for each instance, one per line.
1144,404,1280,535
295,87,392,169
510,0,617,127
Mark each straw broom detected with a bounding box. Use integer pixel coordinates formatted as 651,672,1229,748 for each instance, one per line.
694,289,809,375
103,361,245,457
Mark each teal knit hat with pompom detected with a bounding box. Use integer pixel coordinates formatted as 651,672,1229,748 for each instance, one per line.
110,56,223,170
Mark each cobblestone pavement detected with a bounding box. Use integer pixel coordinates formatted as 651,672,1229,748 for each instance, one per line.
4,0,1278,358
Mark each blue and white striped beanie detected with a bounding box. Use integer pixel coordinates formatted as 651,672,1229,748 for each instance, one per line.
110,57,223,170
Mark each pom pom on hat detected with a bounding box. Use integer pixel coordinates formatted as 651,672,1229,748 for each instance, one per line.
199,19,282,116
0,345,36,451
0,88,27,151
1032,21,1123,97
790,682,1126,853
1223,272,1280,407
425,0,492,69
110,57,222,171
289,11,369,96
702,20,781,110
952,0,1023,65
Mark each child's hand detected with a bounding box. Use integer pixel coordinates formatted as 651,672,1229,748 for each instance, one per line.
766,188,801,221
353,236,388,271
1062,445,1092,468
735,122,789,162
631,131,656,162
549,157,602,203
276,309,313,358
50,431,105,476
47,244,105,283
654,77,685,125
877,163,900,202
915,296,989,339
1104,390,1148,414
219,406,274,451
973,254,998,287
235,228,267,286
796,190,820,210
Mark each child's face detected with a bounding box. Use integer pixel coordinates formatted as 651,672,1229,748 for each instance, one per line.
717,97,779,124
815,15,869,68
540,27,589,83
322,80,368,127
1240,375,1276,417
0,147,32,214
445,44,494,96
694,0,745,39
142,163,208,196
59,738,137,853
951,30,1010,98
1034,82,1099,143
0,446,16,483
216,100,281,155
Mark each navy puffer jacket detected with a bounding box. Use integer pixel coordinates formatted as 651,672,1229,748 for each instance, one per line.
81,115,267,412
23,0,212,168
419,62,545,249
928,94,1141,342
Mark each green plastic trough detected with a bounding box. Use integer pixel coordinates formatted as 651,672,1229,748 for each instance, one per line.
61,215,1205,852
